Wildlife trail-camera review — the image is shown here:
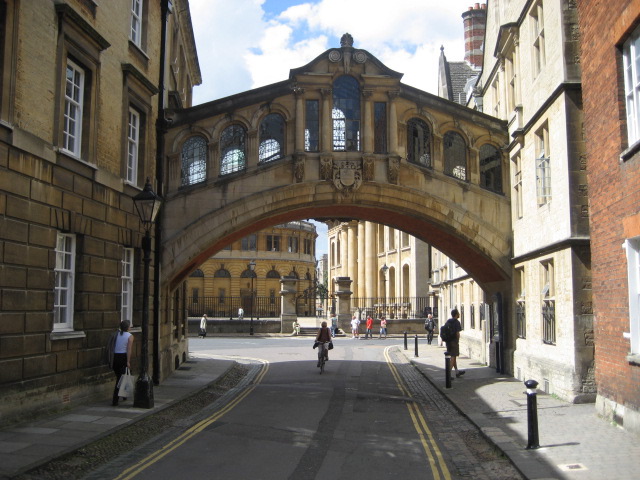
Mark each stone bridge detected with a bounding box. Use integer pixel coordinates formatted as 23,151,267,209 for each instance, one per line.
160,35,511,298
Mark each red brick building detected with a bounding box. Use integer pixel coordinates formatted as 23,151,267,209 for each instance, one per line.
578,1,640,435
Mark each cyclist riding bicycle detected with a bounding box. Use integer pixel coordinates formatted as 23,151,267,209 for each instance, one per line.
316,321,332,367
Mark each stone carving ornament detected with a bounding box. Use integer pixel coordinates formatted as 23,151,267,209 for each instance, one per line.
333,159,362,195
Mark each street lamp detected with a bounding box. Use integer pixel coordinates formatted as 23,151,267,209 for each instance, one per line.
381,263,388,318
132,178,161,409
248,260,256,335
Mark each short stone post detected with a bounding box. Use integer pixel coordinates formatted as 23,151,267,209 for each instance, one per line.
334,276,352,330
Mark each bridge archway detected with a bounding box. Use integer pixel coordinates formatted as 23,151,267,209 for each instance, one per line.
159,35,512,373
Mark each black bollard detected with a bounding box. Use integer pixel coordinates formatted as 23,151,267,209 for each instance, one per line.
524,379,540,449
404,331,408,350
445,351,452,389
414,335,419,357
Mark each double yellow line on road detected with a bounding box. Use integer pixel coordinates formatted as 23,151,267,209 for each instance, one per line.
384,346,452,480
114,359,269,480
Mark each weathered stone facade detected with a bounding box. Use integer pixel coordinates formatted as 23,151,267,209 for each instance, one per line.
0,0,200,424
474,0,592,402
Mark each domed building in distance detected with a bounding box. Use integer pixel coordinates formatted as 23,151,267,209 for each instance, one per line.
187,221,318,320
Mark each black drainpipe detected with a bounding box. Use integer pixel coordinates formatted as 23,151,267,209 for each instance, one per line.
153,0,170,385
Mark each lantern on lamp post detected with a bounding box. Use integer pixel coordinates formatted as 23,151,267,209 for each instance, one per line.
132,178,161,409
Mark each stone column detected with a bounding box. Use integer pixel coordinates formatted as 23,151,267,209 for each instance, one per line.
335,276,353,327
294,88,305,152
280,277,298,333
347,221,358,291
340,225,348,278
363,90,373,153
357,221,366,298
388,91,399,155
365,221,376,298
321,88,332,152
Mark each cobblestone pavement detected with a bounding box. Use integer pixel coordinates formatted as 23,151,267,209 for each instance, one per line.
386,346,524,480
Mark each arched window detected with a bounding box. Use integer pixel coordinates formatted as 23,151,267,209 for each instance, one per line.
214,268,231,278
241,268,257,279
288,270,299,279
444,131,467,180
479,144,503,193
332,76,361,151
181,136,207,186
407,118,432,167
189,269,204,277
266,269,281,279
259,113,285,163
220,124,246,175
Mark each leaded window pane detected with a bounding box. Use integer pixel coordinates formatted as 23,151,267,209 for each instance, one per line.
374,102,387,154
444,131,466,180
407,118,431,167
479,144,502,193
259,113,285,163
181,136,207,186
63,60,84,156
332,76,360,151
305,100,319,152
220,125,246,175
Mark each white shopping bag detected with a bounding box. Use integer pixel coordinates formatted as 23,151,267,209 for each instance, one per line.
117,368,134,398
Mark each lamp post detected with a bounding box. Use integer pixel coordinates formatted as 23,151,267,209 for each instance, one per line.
132,178,161,409
248,260,256,336
381,263,388,318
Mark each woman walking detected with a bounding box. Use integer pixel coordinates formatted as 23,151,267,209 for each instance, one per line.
111,320,133,406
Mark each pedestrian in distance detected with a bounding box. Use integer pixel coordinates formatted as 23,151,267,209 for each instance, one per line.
425,314,436,345
199,314,208,338
443,309,465,378
291,320,301,336
364,315,374,339
330,314,338,337
350,315,360,339
238,307,244,321
379,317,387,339
108,320,133,406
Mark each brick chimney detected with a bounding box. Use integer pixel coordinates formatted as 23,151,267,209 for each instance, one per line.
462,3,487,69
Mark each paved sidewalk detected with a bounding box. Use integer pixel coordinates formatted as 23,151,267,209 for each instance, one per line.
0,357,235,479
400,341,640,480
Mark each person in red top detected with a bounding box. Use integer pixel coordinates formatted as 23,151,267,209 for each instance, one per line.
315,321,332,366
364,315,374,339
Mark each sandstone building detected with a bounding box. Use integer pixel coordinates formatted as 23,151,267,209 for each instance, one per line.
186,221,318,319
473,0,592,402
0,0,199,422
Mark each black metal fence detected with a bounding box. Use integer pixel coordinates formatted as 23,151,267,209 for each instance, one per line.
351,297,434,319
188,296,281,319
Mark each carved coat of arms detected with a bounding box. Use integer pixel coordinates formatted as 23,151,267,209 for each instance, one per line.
333,159,362,195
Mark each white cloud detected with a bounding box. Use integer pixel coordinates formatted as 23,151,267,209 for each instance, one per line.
190,0,468,105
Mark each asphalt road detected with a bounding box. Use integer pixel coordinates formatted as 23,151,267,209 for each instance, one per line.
109,337,522,480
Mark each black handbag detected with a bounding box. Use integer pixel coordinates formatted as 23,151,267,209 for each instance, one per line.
312,341,319,349
328,341,334,350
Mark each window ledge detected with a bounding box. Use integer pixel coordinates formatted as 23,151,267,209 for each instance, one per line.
620,140,640,162
51,330,86,341
627,353,640,366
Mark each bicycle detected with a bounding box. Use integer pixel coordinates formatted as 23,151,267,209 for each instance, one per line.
317,342,328,374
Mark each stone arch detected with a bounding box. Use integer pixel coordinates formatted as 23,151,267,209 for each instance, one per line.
162,181,511,296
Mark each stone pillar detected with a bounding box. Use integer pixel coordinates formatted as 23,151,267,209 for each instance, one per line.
347,221,358,293
294,88,305,153
280,277,298,333
363,90,373,153
365,221,376,298
321,88,332,152
357,221,366,298
335,276,353,327
388,91,399,155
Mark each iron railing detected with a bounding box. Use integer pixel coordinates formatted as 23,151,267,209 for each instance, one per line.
350,297,433,319
516,300,526,338
188,296,281,319
542,299,555,344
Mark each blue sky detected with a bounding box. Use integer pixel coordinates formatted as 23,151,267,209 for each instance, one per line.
188,0,471,256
